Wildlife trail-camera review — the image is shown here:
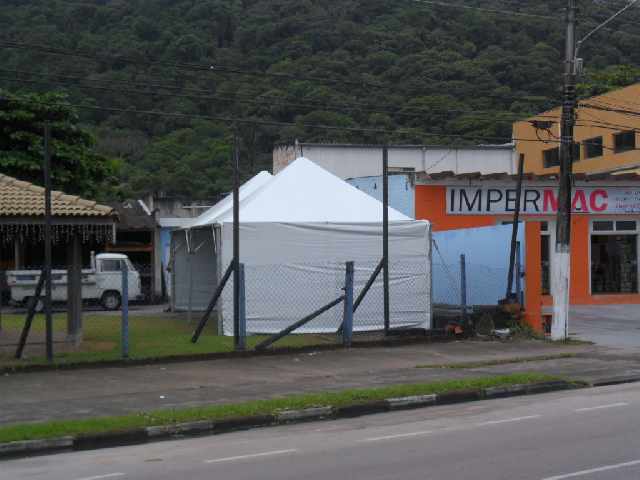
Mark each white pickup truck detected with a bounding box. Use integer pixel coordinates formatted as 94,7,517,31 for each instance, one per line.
6,253,142,311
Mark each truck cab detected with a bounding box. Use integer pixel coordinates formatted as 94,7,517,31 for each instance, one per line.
94,253,143,310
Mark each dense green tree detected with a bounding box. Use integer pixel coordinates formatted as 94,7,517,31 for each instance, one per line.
0,89,118,199
122,121,232,199
1,0,639,200
578,65,640,98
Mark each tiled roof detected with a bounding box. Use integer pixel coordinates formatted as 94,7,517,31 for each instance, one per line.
417,170,640,182
0,174,114,217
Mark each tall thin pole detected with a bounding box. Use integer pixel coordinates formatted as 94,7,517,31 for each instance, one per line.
232,132,243,351
382,146,390,335
121,265,129,358
44,122,53,361
552,0,577,341
506,153,525,299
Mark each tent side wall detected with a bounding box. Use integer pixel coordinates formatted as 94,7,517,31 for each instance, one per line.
170,227,219,312
220,221,431,334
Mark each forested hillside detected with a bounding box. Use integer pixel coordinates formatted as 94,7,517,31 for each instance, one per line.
1,0,639,199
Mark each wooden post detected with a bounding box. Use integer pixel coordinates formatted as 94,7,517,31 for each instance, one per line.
66,234,83,345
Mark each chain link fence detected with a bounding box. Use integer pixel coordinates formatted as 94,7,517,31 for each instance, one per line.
219,259,430,339
2,233,527,366
431,239,521,330
0,253,431,366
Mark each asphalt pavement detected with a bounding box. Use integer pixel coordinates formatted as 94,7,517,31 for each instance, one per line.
3,382,640,480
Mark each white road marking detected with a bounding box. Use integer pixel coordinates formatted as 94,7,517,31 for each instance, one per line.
574,402,629,413
542,459,640,480
476,415,541,426
74,474,125,480
204,449,297,464
362,430,435,442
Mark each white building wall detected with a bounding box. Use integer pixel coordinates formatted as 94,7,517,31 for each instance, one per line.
273,144,516,179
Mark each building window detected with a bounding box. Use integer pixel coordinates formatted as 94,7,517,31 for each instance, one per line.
541,221,550,295
543,148,559,168
590,220,638,294
583,136,603,159
593,220,614,232
542,144,580,168
614,131,636,153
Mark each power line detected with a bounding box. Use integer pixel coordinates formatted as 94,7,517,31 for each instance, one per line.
0,40,560,105
0,95,559,145
410,0,558,19
0,40,372,90
0,69,541,121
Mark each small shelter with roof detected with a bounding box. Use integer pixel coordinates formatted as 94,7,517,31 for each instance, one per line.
0,173,117,341
171,158,431,334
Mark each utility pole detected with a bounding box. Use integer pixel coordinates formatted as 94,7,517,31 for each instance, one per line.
44,123,53,361
232,131,244,351
552,0,577,341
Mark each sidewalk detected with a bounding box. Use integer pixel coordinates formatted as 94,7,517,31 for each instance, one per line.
3,338,639,426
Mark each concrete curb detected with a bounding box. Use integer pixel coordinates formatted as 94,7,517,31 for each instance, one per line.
0,378,587,460
0,437,73,458
588,375,640,387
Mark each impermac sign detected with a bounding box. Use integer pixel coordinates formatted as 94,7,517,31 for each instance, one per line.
446,186,640,215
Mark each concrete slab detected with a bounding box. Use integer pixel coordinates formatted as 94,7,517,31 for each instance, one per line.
570,305,640,352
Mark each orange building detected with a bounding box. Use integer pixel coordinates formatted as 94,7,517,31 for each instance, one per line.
514,83,640,175
415,171,640,332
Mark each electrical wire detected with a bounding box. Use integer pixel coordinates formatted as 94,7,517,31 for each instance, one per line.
0,70,541,122
410,0,557,19
0,95,562,145
0,40,561,105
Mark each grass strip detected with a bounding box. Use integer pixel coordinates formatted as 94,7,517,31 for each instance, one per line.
0,373,558,444
415,353,578,369
0,314,334,369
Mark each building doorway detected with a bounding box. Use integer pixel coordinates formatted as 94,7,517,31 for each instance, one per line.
591,220,638,294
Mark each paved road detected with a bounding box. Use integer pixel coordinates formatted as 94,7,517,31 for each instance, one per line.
3,383,640,480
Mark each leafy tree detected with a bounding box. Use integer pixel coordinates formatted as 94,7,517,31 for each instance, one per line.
0,89,119,199
578,65,640,98
122,120,233,199
1,0,639,201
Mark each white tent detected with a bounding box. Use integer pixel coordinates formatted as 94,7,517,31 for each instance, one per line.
171,158,431,334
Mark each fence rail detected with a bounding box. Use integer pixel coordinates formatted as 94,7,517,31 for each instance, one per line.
0,244,516,366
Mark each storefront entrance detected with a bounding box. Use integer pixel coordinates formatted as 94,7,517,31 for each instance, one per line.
590,220,639,295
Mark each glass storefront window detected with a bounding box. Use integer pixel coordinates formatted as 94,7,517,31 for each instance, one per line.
617,221,637,231
591,235,638,294
593,221,614,231
541,234,550,295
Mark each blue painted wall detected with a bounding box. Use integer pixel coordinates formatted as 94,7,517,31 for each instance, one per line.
432,224,525,306
347,174,415,219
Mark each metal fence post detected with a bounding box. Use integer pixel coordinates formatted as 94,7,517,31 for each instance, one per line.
187,252,193,324
121,265,129,359
237,262,246,351
342,261,354,347
382,146,390,335
460,254,467,327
